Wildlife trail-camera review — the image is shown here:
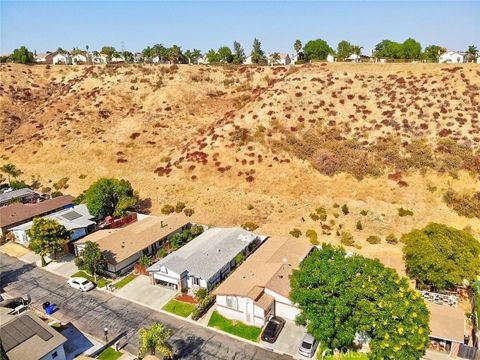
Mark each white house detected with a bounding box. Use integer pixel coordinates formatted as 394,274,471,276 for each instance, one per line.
72,53,87,65
477,56,480,64
439,51,465,63
213,237,312,327
52,53,72,65
327,54,336,63
10,204,95,246
110,54,125,63
269,53,291,66
197,55,209,65
244,55,253,65
148,227,265,291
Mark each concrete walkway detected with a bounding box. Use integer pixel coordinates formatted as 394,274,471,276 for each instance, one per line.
115,275,177,310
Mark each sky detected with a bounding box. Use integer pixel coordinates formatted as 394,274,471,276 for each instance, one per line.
1,1,479,55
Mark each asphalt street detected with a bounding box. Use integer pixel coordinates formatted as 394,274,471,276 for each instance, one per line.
0,253,291,359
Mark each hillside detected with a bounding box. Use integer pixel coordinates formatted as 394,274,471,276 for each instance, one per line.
1,62,480,274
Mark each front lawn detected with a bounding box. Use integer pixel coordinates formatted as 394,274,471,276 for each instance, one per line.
72,270,111,288
208,310,261,342
323,352,369,360
97,347,123,360
162,299,196,318
112,274,136,289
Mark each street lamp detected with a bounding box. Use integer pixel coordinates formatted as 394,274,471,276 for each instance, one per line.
104,327,108,343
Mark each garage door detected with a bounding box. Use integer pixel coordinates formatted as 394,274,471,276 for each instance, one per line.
275,301,300,321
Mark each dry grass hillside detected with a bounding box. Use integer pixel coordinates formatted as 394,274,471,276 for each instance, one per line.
1,62,480,274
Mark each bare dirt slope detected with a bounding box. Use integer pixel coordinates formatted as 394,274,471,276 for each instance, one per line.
1,62,479,274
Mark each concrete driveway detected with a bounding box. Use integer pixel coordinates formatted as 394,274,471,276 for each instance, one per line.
46,254,78,278
115,275,176,310
261,320,306,357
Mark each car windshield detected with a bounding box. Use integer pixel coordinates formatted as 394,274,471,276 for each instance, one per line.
81,280,90,285
265,323,278,335
301,341,312,349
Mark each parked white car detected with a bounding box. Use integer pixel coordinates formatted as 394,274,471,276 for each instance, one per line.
67,277,95,292
298,333,319,358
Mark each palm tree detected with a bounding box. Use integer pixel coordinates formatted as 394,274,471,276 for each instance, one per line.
351,45,363,62
0,163,22,185
138,323,173,359
294,39,302,55
270,52,280,66
466,45,478,62
192,49,202,64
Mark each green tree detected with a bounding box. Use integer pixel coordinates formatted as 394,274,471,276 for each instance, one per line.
100,46,116,58
85,178,136,218
233,41,246,64
374,40,402,59
270,52,280,65
138,323,173,359
402,38,422,60
291,244,430,359
294,39,303,55
217,46,233,63
28,218,70,267
422,45,447,62
402,223,480,290
80,241,107,281
303,38,333,61
10,46,34,64
336,40,353,60
206,49,220,64
122,51,134,63
250,38,266,64
0,163,23,185
167,45,182,63
191,49,202,64
466,45,478,62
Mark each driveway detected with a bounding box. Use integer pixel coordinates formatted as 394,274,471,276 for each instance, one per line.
115,275,176,309
46,254,78,278
261,320,306,357
1,253,291,359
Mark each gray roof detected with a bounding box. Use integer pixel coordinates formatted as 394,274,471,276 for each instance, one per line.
0,189,35,204
11,204,95,232
148,227,259,281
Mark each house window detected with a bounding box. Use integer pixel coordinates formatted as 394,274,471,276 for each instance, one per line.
52,351,58,359
193,277,200,286
226,296,238,310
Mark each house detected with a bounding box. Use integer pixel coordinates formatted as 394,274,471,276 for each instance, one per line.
0,195,74,236
34,53,54,64
10,204,96,247
148,227,265,291
270,53,291,66
0,308,67,360
427,302,466,355
133,52,143,63
439,51,465,63
197,55,209,65
213,237,312,327
72,53,87,64
477,56,480,64
110,54,125,63
75,214,191,276
0,188,38,207
327,54,336,63
244,55,253,65
52,53,72,65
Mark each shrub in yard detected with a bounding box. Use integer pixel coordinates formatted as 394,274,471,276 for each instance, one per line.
161,204,175,214
241,222,259,231
341,204,349,215
306,229,319,245
366,235,381,244
184,208,194,217
356,220,363,231
138,254,152,267
235,253,246,265
398,207,414,217
175,201,186,213
385,234,398,244
156,248,168,259
191,225,204,236
195,288,208,302
340,231,355,246
191,294,216,321
315,207,328,221
74,257,84,268
51,191,63,198
290,228,302,238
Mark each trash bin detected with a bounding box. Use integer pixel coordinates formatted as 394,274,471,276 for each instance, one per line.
42,301,50,310
45,304,56,315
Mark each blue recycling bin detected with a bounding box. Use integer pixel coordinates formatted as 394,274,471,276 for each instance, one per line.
45,304,56,315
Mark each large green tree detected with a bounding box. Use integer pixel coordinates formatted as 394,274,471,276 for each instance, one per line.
28,218,70,267
0,163,22,185
294,39,303,55
138,323,173,359
291,244,430,359
336,40,353,60
206,49,220,64
422,45,447,62
10,46,34,64
303,38,333,61
233,41,246,64
250,38,266,64
402,223,480,290
85,178,136,218
100,46,116,58
402,38,422,60
80,241,107,281
217,46,233,63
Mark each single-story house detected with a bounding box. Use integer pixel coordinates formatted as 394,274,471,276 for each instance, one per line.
72,53,87,64
52,53,72,65
270,53,291,66
0,308,67,360
110,55,125,63
148,227,265,291
0,195,74,236
213,236,313,327
75,214,191,276
327,54,336,63
0,188,38,207
34,53,54,64
10,204,96,247
439,51,465,64
427,302,466,355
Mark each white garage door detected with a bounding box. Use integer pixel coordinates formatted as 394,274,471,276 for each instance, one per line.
275,301,300,321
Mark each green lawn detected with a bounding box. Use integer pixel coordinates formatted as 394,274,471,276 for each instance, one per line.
162,299,196,317
72,270,111,288
208,311,261,342
324,352,369,360
112,274,136,289
97,347,123,360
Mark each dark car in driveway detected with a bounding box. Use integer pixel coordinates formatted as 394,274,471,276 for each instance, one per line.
261,316,286,343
